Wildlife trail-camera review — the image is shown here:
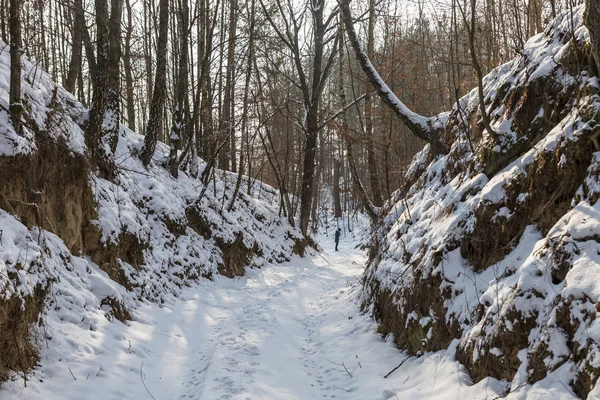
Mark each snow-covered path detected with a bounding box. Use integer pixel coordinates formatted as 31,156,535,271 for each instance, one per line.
166,246,368,400
3,237,574,400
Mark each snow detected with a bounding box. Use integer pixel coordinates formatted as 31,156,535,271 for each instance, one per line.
0,4,597,399
358,5,600,397
0,231,580,400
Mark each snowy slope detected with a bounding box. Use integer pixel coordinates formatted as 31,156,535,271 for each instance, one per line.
0,37,305,386
2,230,576,400
363,6,600,399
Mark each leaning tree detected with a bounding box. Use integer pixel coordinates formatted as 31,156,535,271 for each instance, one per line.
586,0,600,73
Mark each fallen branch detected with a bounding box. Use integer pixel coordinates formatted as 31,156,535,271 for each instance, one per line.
328,359,354,378
140,361,157,400
384,356,411,379
332,385,351,392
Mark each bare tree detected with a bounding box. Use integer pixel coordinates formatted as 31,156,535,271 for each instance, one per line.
106,0,124,151
219,0,237,172
364,0,383,206
340,0,447,154
8,0,21,134
123,0,136,131
586,0,600,72
457,0,499,141
140,0,169,167
86,0,123,165
229,0,256,211
338,24,377,221
65,0,84,94
168,0,191,178
260,0,339,236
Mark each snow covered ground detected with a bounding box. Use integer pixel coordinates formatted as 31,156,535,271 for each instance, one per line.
0,229,580,400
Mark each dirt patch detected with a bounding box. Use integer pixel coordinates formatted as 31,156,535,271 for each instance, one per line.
456,307,538,382
0,284,48,383
292,235,317,257
553,299,599,399
163,216,187,237
100,296,132,323
215,233,259,278
573,362,600,400
85,230,147,290
185,205,213,239
462,123,596,272
545,234,579,284
368,269,461,355
479,74,579,178
0,135,96,254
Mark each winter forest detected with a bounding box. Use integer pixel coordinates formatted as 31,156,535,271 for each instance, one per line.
1,0,600,398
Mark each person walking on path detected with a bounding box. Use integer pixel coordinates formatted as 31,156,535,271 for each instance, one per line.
334,228,341,251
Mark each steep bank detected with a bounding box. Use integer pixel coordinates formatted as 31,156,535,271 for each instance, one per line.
0,42,304,383
363,7,600,398
1,229,547,400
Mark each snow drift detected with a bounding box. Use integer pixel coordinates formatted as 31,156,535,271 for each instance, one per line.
364,6,600,398
0,42,304,382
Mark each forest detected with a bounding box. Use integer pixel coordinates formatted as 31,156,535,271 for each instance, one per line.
0,0,599,399
6,0,594,234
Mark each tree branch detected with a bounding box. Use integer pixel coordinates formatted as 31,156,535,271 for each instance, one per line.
338,0,447,153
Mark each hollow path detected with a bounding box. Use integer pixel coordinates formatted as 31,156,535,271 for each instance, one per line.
141,242,377,400
5,235,559,400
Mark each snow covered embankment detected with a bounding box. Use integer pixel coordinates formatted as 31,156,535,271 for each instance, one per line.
0,41,304,383
364,7,600,399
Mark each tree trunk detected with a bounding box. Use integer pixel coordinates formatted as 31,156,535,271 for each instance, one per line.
338,23,377,222
8,0,21,134
65,0,83,95
106,0,123,152
299,0,326,237
333,157,342,218
168,0,190,178
140,0,169,166
228,0,255,211
365,0,383,206
220,0,237,172
82,17,97,82
586,0,600,74
216,2,226,170
143,0,153,109
123,0,136,132
300,116,318,236
200,0,216,161
86,0,110,160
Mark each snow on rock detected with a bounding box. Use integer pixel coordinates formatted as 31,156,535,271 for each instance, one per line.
364,6,600,399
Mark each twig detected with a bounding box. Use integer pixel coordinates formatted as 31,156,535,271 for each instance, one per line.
332,386,351,392
327,359,354,378
68,367,77,380
384,356,411,379
140,362,157,400
342,362,353,378
89,350,106,358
